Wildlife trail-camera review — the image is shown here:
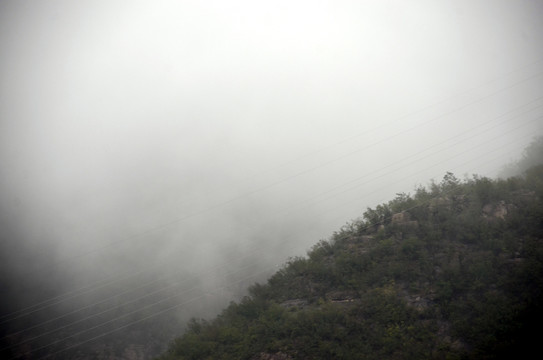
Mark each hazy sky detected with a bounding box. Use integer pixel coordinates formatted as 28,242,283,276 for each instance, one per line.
1,0,543,349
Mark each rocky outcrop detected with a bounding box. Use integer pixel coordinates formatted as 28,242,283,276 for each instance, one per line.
389,211,418,240
391,211,409,224
391,211,418,229
482,201,516,221
325,290,359,303
279,299,307,309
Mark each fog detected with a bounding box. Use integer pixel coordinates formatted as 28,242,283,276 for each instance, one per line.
1,0,543,358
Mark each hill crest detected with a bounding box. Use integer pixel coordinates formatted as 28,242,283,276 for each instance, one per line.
156,166,543,360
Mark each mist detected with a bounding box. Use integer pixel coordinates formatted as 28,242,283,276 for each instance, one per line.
1,0,543,358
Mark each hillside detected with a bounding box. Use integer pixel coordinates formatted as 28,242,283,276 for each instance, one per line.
156,166,543,360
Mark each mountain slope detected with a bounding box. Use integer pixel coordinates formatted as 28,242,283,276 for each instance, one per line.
156,165,543,360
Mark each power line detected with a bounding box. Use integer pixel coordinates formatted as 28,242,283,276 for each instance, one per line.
8,114,540,359
2,86,541,347
9,65,541,292
33,133,539,359
2,65,542,357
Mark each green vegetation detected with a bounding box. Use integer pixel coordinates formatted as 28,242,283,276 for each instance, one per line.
500,136,543,178
157,168,543,358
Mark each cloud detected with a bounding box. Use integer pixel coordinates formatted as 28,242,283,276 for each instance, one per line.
0,0,542,357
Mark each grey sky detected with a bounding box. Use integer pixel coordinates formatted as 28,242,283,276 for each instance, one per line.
1,1,543,347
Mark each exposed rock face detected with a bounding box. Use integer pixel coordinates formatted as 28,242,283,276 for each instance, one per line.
391,211,411,224
482,201,516,220
279,299,307,309
391,212,418,227
325,290,359,302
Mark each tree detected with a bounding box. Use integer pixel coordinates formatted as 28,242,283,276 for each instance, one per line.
500,136,543,177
